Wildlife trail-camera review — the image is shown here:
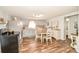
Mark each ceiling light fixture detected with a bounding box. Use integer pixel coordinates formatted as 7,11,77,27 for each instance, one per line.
33,14,44,17
66,18,70,22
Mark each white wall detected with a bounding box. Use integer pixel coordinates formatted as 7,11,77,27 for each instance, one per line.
0,10,4,17
0,10,10,29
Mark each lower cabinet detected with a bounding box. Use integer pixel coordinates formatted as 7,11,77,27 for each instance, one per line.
0,33,19,53
53,29,61,40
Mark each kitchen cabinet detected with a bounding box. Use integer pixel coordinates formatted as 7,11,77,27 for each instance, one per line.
0,31,19,53
53,29,61,40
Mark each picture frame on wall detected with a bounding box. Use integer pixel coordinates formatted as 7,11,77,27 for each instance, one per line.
0,18,5,24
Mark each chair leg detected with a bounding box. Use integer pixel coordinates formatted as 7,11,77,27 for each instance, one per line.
42,37,45,44
41,37,44,44
41,39,42,43
50,39,52,44
46,38,48,45
35,37,37,42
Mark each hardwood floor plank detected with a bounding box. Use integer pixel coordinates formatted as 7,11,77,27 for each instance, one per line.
19,38,76,53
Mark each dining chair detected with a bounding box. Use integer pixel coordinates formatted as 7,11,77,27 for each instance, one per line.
43,33,52,45
35,30,43,43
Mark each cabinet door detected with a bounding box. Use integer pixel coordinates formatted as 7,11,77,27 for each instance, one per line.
0,34,19,53
53,30,60,40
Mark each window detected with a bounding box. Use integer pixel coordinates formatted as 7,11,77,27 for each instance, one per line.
28,21,36,29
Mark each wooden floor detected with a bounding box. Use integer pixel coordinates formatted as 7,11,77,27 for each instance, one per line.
19,37,76,53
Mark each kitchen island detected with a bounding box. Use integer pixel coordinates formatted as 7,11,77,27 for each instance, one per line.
0,30,19,53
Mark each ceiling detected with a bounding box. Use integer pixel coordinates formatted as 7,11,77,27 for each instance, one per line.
0,6,78,20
